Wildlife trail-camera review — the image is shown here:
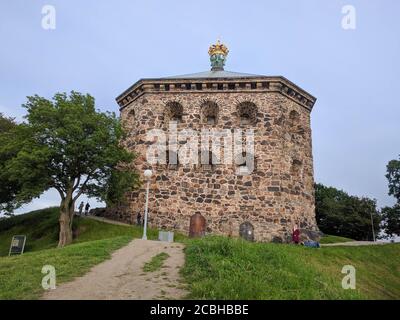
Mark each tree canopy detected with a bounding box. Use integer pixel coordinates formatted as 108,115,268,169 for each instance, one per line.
0,113,16,133
381,155,400,238
0,92,138,245
386,156,400,203
381,205,400,238
0,113,20,215
315,183,381,240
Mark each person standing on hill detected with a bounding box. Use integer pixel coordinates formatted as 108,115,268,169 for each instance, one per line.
292,224,300,244
78,201,84,216
85,202,91,216
136,212,142,226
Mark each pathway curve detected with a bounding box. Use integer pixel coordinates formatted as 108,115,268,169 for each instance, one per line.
42,239,188,300
84,215,133,227
321,241,387,247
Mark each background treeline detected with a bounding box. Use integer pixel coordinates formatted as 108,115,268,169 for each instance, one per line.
315,156,400,240
315,183,380,240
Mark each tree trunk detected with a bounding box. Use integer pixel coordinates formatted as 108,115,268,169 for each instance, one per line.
58,192,75,247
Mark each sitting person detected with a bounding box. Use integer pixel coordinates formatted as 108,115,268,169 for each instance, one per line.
301,240,320,248
292,224,300,244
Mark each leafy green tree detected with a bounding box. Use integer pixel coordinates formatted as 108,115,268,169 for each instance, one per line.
0,113,21,216
381,205,400,238
0,92,138,246
381,156,400,238
0,113,16,133
386,156,400,203
315,183,381,240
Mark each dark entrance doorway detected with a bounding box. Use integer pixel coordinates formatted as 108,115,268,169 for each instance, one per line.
239,222,254,241
189,212,206,238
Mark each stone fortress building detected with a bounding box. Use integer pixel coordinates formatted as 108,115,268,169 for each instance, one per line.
111,41,319,242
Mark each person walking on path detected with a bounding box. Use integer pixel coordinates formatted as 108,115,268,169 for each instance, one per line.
85,202,91,216
78,201,84,216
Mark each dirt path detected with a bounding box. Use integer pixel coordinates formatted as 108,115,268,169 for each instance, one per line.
42,239,188,300
84,215,133,227
321,241,387,247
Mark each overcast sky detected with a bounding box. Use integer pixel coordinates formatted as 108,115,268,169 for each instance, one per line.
0,0,399,214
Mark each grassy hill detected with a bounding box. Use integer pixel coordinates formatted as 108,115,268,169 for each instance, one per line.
1,208,399,300
0,208,60,256
320,235,354,244
0,236,132,299
181,237,400,300
0,207,183,299
0,207,181,256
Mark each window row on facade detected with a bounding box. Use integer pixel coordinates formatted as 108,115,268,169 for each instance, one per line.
129,100,302,128
164,100,258,125
154,149,255,174
151,149,303,176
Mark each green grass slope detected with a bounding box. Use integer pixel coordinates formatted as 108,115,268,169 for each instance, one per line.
1,209,399,300
182,236,400,300
320,235,354,244
0,208,60,255
0,207,185,299
0,207,184,256
0,236,131,299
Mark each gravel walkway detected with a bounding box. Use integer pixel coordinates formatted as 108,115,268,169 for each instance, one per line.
321,241,387,247
42,239,188,300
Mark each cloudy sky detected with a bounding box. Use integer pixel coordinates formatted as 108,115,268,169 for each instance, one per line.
0,0,399,214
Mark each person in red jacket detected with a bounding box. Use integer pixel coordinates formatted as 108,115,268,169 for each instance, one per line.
292,224,300,244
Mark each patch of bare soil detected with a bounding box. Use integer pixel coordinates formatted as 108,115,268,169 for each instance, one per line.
42,239,188,300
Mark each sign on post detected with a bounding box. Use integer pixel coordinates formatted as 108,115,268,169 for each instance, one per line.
9,235,26,256
158,231,174,243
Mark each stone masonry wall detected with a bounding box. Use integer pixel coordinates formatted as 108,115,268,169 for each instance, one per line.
114,87,318,242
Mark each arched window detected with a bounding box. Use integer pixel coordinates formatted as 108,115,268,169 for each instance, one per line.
166,150,179,169
239,222,255,241
165,101,183,123
128,108,135,118
199,150,217,170
237,101,257,125
235,151,255,175
288,110,300,126
288,110,305,136
236,151,246,167
124,108,136,135
291,158,302,175
201,100,218,125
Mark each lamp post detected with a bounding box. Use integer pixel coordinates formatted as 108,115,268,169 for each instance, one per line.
370,210,376,242
142,169,152,240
